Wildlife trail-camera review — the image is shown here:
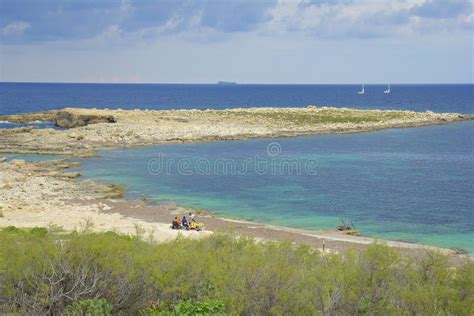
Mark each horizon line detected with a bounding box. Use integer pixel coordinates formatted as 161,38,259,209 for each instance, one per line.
1,81,473,85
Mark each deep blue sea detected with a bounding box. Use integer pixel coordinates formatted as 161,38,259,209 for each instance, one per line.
1,83,473,252
0,83,473,114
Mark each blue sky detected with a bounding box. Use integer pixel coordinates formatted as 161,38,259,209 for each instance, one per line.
0,0,472,83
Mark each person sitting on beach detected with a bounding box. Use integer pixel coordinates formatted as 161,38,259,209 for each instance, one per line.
189,218,204,231
188,212,195,221
181,216,189,230
172,217,181,230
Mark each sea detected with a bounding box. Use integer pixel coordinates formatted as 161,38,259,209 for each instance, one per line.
1,83,473,253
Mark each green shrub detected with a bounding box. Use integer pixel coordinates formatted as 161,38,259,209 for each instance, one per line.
2,226,48,237
0,228,472,315
140,298,225,315
65,298,112,316
174,299,225,315
3,226,22,233
30,227,48,237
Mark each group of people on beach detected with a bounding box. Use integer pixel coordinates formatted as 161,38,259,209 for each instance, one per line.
171,212,204,231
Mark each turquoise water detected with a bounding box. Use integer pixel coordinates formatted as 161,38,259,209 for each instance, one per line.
75,122,474,253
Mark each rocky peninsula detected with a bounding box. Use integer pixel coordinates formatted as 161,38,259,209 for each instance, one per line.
1,107,472,156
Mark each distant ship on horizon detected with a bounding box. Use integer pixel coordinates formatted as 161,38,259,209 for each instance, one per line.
217,81,237,85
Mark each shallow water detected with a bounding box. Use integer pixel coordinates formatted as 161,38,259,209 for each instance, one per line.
75,122,474,253
0,121,59,129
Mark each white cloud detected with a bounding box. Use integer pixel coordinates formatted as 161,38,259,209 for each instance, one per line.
100,25,122,40
1,21,30,36
260,0,472,39
1,0,471,44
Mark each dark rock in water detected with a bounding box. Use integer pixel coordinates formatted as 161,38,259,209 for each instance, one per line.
54,111,116,128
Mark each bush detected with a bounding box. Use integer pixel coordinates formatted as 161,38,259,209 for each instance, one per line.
65,299,113,316
174,299,225,315
0,227,472,315
140,298,225,315
2,226,48,237
3,225,23,233
30,227,48,237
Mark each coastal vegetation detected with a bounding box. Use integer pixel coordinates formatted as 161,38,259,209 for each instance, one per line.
0,226,472,315
221,108,422,126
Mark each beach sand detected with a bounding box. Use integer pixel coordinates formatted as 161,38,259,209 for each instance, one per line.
0,158,209,242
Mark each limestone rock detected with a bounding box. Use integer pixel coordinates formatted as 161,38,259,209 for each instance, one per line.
54,111,116,128
11,159,26,167
63,172,81,179
68,132,84,140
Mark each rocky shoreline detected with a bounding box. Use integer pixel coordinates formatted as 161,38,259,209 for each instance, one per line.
0,158,209,241
1,107,472,155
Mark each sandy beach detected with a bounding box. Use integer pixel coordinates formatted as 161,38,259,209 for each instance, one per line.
0,158,209,242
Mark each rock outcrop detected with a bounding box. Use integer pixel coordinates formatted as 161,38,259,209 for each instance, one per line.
0,110,116,128
54,111,116,128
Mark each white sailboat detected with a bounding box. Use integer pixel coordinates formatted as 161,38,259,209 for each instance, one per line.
384,83,391,94
358,84,365,94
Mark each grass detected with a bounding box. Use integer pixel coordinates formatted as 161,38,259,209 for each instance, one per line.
207,108,420,127
0,226,472,315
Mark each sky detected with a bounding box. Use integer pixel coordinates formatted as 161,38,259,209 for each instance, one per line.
0,0,473,84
